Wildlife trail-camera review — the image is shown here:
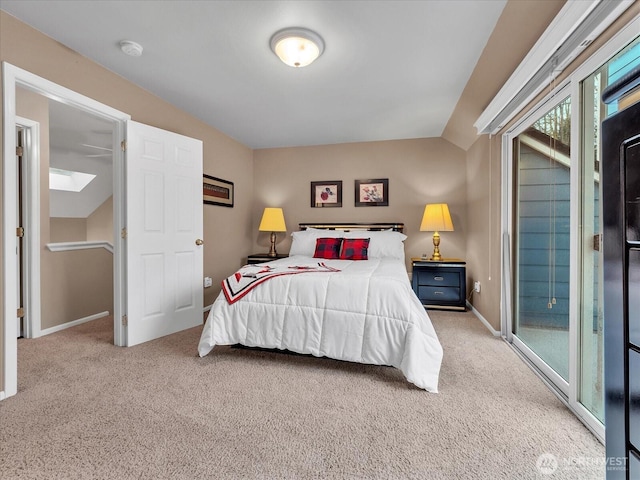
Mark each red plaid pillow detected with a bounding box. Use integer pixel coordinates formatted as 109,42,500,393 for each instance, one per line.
339,238,370,260
313,237,343,259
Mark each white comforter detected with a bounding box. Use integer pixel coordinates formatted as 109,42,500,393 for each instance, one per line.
198,256,443,392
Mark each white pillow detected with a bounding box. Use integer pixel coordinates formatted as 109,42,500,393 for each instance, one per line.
344,230,406,260
290,229,344,257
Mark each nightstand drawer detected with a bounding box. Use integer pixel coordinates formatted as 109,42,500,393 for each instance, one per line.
418,286,461,303
416,271,460,287
411,258,466,311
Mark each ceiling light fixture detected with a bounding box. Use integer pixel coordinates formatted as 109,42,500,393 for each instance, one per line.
270,27,324,68
120,40,143,57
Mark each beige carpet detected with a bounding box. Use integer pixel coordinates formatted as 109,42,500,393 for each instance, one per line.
0,311,604,479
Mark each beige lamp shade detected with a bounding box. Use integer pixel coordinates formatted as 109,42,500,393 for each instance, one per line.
420,204,454,261
259,207,287,257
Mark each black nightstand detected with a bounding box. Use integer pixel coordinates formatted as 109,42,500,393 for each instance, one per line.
246,253,288,265
411,258,466,311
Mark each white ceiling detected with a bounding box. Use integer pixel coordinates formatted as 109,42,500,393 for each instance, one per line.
48,100,114,219
2,0,507,149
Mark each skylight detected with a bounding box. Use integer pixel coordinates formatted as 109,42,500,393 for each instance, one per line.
49,168,96,192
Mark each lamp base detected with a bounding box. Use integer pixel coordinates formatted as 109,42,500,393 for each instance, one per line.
430,231,442,261
267,231,278,257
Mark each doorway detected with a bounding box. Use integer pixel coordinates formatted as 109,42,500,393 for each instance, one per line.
42,95,116,337
3,63,204,400
14,86,118,341
2,63,129,398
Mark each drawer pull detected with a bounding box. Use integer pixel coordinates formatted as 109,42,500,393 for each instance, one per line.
434,291,444,295
434,276,444,281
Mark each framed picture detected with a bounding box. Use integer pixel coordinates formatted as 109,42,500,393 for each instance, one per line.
355,178,389,207
311,180,342,208
203,174,234,207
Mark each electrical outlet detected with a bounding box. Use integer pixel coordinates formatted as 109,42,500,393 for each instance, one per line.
203,277,213,288
474,281,481,293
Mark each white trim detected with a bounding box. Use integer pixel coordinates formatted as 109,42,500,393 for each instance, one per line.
571,14,640,83
46,241,114,254
203,304,213,313
112,118,127,347
475,0,634,134
568,76,582,446
39,311,109,336
3,62,19,398
466,301,500,336
2,62,130,400
0,391,5,401
15,116,41,339
501,142,511,340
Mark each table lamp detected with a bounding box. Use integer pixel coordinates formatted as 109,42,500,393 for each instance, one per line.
259,207,287,257
420,203,454,261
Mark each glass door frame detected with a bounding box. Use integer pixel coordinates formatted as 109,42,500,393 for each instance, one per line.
502,79,604,442
503,82,574,398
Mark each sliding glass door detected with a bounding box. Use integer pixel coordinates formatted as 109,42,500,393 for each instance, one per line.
506,34,639,438
577,35,639,424
513,94,571,390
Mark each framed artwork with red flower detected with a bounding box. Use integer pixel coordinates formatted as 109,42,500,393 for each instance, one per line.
355,178,389,207
311,181,342,208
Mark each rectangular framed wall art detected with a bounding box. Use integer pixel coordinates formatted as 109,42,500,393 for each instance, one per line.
311,180,342,208
203,174,234,207
355,178,388,207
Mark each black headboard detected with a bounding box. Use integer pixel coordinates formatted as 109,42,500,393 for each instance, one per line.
299,222,404,233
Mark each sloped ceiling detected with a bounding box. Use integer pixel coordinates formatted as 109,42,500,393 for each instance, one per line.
48,100,114,219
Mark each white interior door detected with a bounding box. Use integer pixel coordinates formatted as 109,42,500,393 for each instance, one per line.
126,121,203,346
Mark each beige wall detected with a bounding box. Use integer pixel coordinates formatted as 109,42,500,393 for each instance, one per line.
464,134,502,330
1,11,254,393
86,196,113,243
50,218,87,243
41,249,114,329
253,138,468,273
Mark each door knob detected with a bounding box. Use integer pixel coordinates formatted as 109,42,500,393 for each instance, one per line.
195,239,204,246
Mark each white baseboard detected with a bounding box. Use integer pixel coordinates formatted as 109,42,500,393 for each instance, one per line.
0,390,5,401
466,301,501,336
203,304,212,313
39,311,110,336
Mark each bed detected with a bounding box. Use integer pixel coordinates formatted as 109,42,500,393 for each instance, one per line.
198,223,443,392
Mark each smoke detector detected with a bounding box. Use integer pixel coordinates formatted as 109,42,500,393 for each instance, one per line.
120,40,143,57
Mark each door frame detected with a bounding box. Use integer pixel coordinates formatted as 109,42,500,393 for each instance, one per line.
2,62,130,399
15,117,41,339
502,81,574,395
